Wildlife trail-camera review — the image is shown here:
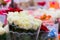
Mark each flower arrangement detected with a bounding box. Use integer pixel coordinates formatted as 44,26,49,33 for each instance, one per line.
0,21,9,40
7,11,42,40
7,11,42,30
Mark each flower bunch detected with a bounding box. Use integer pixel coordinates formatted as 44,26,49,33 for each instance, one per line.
7,11,42,30
0,22,9,35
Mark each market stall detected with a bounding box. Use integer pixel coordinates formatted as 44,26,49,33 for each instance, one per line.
0,0,60,40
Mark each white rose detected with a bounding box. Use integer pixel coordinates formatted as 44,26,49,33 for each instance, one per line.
0,27,6,35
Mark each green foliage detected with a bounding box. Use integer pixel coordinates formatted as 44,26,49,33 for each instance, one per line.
0,33,6,40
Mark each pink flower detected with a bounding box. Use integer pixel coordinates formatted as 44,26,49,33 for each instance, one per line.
4,0,11,3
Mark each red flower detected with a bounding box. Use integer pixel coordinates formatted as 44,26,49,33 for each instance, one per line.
8,7,23,12
40,25,49,31
0,11,3,14
37,2,46,6
8,7,15,12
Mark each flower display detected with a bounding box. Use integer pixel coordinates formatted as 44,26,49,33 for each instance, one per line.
7,11,42,30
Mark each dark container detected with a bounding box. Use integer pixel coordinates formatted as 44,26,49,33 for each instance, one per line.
9,23,41,40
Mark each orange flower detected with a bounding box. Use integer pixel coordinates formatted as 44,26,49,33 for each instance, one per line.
45,15,51,20
40,14,47,20
49,1,59,9
40,14,51,20
58,35,60,39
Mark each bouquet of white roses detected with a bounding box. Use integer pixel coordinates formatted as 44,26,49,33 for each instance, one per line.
7,11,42,30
